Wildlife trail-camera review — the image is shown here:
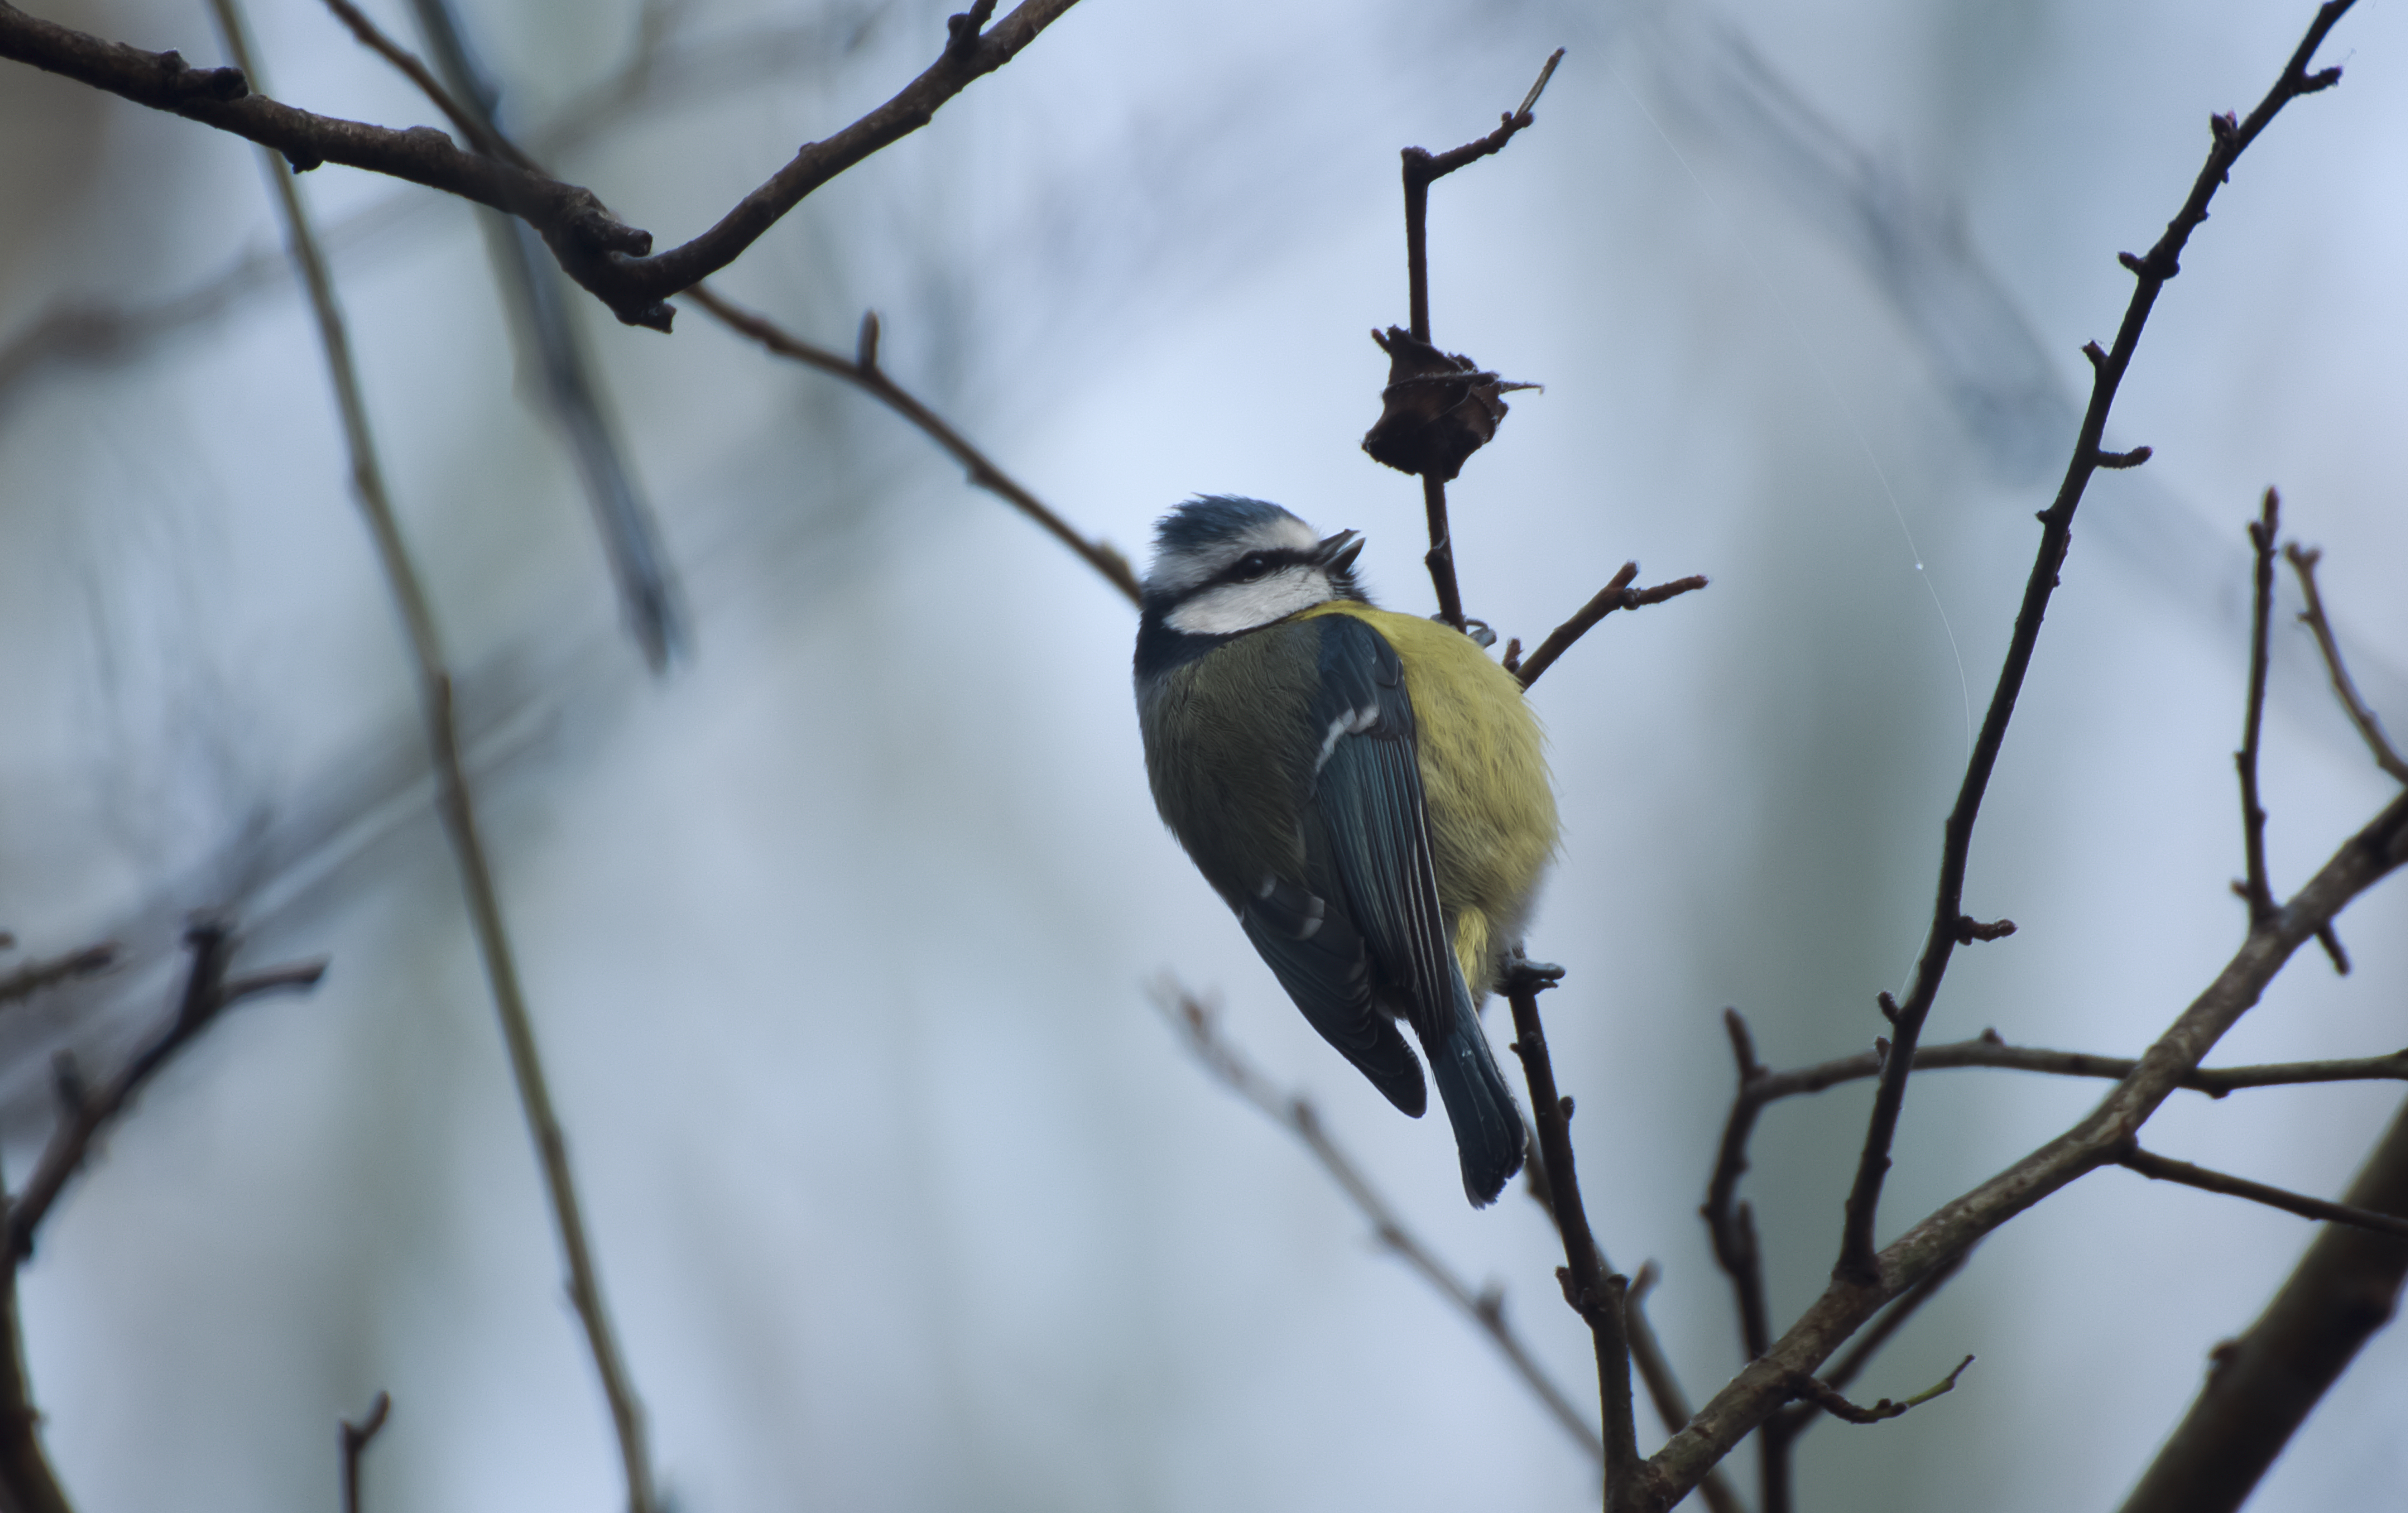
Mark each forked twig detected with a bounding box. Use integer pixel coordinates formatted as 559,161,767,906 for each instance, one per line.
1831,0,2359,1290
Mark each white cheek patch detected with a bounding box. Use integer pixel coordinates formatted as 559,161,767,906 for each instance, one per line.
1165,567,1334,635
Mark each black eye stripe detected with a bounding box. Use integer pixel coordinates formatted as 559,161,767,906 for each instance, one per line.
1216,547,1308,586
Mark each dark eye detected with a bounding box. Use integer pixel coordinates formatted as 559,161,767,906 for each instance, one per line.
1233,552,1274,581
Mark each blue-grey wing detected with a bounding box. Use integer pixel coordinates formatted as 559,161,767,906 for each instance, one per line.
1306,615,1461,1049
1240,877,1427,1117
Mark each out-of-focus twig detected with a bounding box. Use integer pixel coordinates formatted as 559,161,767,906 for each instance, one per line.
341,1392,391,1513
204,4,659,1508
0,0,1084,329
685,285,1140,602
0,922,322,1513
1153,984,1599,1459
2285,542,2408,784
322,0,686,671
0,944,116,1009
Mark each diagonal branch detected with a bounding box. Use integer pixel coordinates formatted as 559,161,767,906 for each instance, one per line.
2114,1142,2408,1241
0,943,116,1008
1831,0,2357,1290
2285,542,2408,784
1153,986,1599,1459
683,285,1140,602
1637,778,2408,1511
2118,1092,2408,1513
202,3,660,1506
1511,567,1710,688
0,0,1082,330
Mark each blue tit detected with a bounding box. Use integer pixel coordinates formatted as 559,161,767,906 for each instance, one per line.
1134,495,1559,1206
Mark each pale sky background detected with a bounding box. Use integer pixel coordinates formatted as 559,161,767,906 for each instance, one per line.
2,0,2405,1510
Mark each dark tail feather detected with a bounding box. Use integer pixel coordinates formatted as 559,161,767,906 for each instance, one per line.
1426,976,1527,1206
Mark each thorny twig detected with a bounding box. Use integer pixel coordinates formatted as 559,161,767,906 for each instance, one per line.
1831,0,2358,1292
204,2,659,1506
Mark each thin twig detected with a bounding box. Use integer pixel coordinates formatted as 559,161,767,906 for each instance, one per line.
1504,963,1640,1512
2237,488,2281,926
1153,986,1601,1459
202,5,659,1508
1620,1271,1746,1513
340,1392,392,1513
2115,1142,2408,1241
0,943,116,1008
2285,542,2408,783
683,284,1140,602
314,0,536,169
1785,1355,1973,1425
1830,0,2356,1290
0,0,1084,329
7,923,326,1258
354,0,685,671
2119,1093,2408,1513
1398,49,1563,628
1701,1010,1773,1365
1748,1033,2408,1105
1515,572,1709,689
1643,780,2408,1509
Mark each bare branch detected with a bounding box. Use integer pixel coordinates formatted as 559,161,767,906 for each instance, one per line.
0,0,1083,329
2114,1142,2408,1241
1153,986,1602,1461
1503,961,1641,1512
683,284,1141,602
2237,488,2282,925
2285,542,2408,783
1623,1270,1747,1513
1785,1355,1973,1426
1642,778,2407,1510
0,943,116,1008
314,0,534,170
1395,49,1562,628
201,1,658,1503
1516,567,1710,689
341,1392,391,1513
2119,1093,2408,1513
1832,0,2359,1290
8,924,325,1260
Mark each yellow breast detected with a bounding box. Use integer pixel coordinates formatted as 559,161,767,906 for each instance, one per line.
1302,602,1559,993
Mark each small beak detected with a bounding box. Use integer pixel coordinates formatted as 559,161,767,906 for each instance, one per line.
1314,529,1365,574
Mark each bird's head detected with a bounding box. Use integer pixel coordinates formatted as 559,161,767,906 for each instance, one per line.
1139,496,1368,638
